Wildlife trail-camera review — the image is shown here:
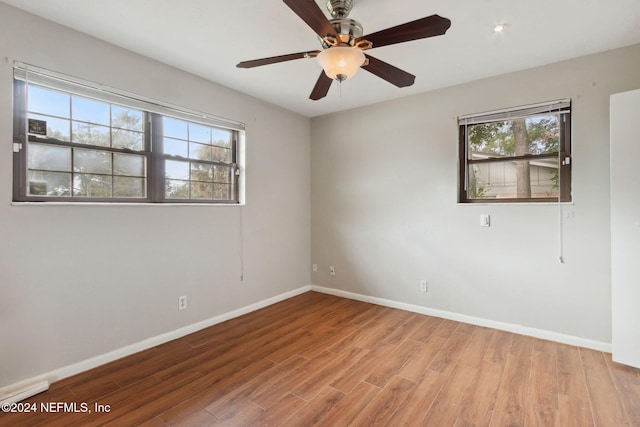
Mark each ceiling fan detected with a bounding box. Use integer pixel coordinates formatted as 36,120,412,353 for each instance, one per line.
237,0,451,101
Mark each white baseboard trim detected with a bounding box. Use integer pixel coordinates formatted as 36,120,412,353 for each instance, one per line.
311,285,611,353
3,284,610,404
0,380,50,406
0,285,312,405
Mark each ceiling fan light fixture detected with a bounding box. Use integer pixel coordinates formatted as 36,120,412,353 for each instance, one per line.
317,46,365,82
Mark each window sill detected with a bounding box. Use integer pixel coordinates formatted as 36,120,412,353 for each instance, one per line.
457,201,574,206
11,201,245,207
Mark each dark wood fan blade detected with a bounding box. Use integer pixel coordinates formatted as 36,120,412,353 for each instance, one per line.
356,15,451,49
309,71,333,100
237,50,320,68
362,54,415,87
283,0,337,39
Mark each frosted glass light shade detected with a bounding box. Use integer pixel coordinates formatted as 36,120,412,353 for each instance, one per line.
317,46,365,82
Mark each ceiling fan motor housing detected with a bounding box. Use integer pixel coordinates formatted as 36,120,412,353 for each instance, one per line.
322,18,364,47
326,0,353,18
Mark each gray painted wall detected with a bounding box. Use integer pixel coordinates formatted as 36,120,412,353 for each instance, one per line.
311,44,640,345
0,4,310,389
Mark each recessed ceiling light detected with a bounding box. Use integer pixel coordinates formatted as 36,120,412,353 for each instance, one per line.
492,24,507,33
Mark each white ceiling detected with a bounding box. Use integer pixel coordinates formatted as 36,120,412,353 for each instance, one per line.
2,0,640,117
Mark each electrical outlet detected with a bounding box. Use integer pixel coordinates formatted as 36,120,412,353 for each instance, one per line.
178,296,187,310
329,266,336,276
420,280,428,292
312,264,318,272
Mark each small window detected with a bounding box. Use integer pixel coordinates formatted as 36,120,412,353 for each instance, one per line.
13,63,243,203
458,100,571,203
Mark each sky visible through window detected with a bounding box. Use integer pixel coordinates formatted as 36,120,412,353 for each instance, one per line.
20,83,238,202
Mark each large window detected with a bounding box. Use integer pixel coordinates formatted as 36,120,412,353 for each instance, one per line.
458,100,571,203
13,64,243,203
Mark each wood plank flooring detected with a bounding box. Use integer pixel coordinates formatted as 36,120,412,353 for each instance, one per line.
1,291,639,426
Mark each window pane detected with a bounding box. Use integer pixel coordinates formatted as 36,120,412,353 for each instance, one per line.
468,115,560,160
164,137,188,158
468,159,559,199
27,143,71,172
74,149,112,174
165,160,189,180
163,117,187,139
112,106,143,131
72,96,110,125
214,183,230,200
189,123,210,144
165,179,189,199
212,128,232,148
28,171,71,196
190,142,212,161
213,165,231,183
112,129,144,151
28,113,70,141
73,174,112,197
212,146,232,163
192,182,213,199
527,116,559,154
530,157,559,197
28,86,70,118
114,176,145,198
72,122,110,147
114,153,145,177
191,163,213,182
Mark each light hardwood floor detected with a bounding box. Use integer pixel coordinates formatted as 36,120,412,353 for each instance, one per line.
1,291,639,426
